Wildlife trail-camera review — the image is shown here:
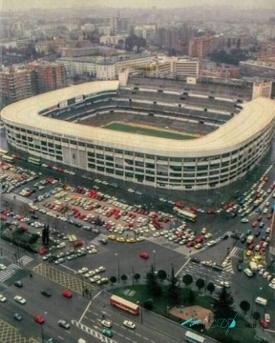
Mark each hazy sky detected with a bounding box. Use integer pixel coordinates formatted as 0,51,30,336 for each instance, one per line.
1,0,275,10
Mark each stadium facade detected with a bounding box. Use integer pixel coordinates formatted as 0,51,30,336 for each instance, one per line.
1,81,275,191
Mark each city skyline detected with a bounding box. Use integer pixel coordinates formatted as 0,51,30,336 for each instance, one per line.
1,0,275,11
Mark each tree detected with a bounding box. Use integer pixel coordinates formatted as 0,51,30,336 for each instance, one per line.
213,287,234,318
110,276,117,284
188,289,196,305
252,311,261,320
182,274,193,287
121,274,128,283
239,300,250,315
146,264,159,297
134,273,141,282
207,282,215,295
196,279,205,292
144,298,153,310
167,264,180,305
157,270,167,282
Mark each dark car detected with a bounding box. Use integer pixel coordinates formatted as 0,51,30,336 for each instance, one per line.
237,264,243,272
13,313,22,321
14,281,23,288
41,290,52,297
191,257,200,263
31,215,38,220
99,238,107,245
222,234,229,240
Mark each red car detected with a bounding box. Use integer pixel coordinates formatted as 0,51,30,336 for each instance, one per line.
186,241,195,248
267,213,272,219
34,315,45,324
257,215,262,221
73,240,83,248
139,252,149,259
195,235,204,243
62,289,72,298
252,221,258,228
259,319,268,328
207,209,216,214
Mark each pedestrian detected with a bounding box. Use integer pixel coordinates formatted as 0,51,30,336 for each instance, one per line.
29,273,33,278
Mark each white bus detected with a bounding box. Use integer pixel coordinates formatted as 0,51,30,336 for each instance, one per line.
173,207,197,222
2,155,15,163
185,330,205,343
28,157,41,165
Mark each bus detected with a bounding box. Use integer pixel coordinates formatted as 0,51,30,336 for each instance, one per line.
110,295,139,315
185,330,205,343
2,155,15,163
173,207,197,222
0,148,8,156
28,157,41,165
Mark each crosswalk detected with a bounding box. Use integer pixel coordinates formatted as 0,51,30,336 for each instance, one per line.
0,263,21,282
18,255,33,266
177,261,234,288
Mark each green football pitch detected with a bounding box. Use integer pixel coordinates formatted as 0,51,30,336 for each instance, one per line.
102,122,198,140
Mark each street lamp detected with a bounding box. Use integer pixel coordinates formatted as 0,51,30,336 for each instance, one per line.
153,250,156,270
40,323,44,343
137,301,143,324
115,253,120,283
250,287,263,318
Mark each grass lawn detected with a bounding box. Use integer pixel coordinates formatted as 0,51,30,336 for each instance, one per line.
109,284,257,343
102,122,198,140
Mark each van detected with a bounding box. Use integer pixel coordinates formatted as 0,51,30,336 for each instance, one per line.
255,297,267,306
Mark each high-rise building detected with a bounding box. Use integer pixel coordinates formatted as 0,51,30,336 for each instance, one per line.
27,61,67,94
0,66,35,106
188,36,216,59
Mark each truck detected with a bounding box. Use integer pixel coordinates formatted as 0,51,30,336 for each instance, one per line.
246,235,254,244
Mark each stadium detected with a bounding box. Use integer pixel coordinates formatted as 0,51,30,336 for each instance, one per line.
1,79,275,191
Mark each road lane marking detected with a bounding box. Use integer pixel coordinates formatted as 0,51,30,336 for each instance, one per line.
79,300,92,323
92,290,102,300
175,258,190,276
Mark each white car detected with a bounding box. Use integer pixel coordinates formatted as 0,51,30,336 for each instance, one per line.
0,264,6,270
271,278,275,285
0,294,7,302
241,218,249,223
95,266,106,273
207,240,216,247
90,275,101,283
123,320,136,329
264,313,270,323
78,267,89,274
263,271,269,278
14,295,26,304
244,268,253,277
269,283,275,290
220,281,230,288
101,319,112,328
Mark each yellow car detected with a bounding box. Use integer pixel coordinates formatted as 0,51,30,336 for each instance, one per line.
108,235,116,240
116,237,125,242
245,250,252,257
195,243,202,249
126,237,136,243
201,227,207,234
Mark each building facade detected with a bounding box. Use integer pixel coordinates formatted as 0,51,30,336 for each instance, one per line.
1,81,275,191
